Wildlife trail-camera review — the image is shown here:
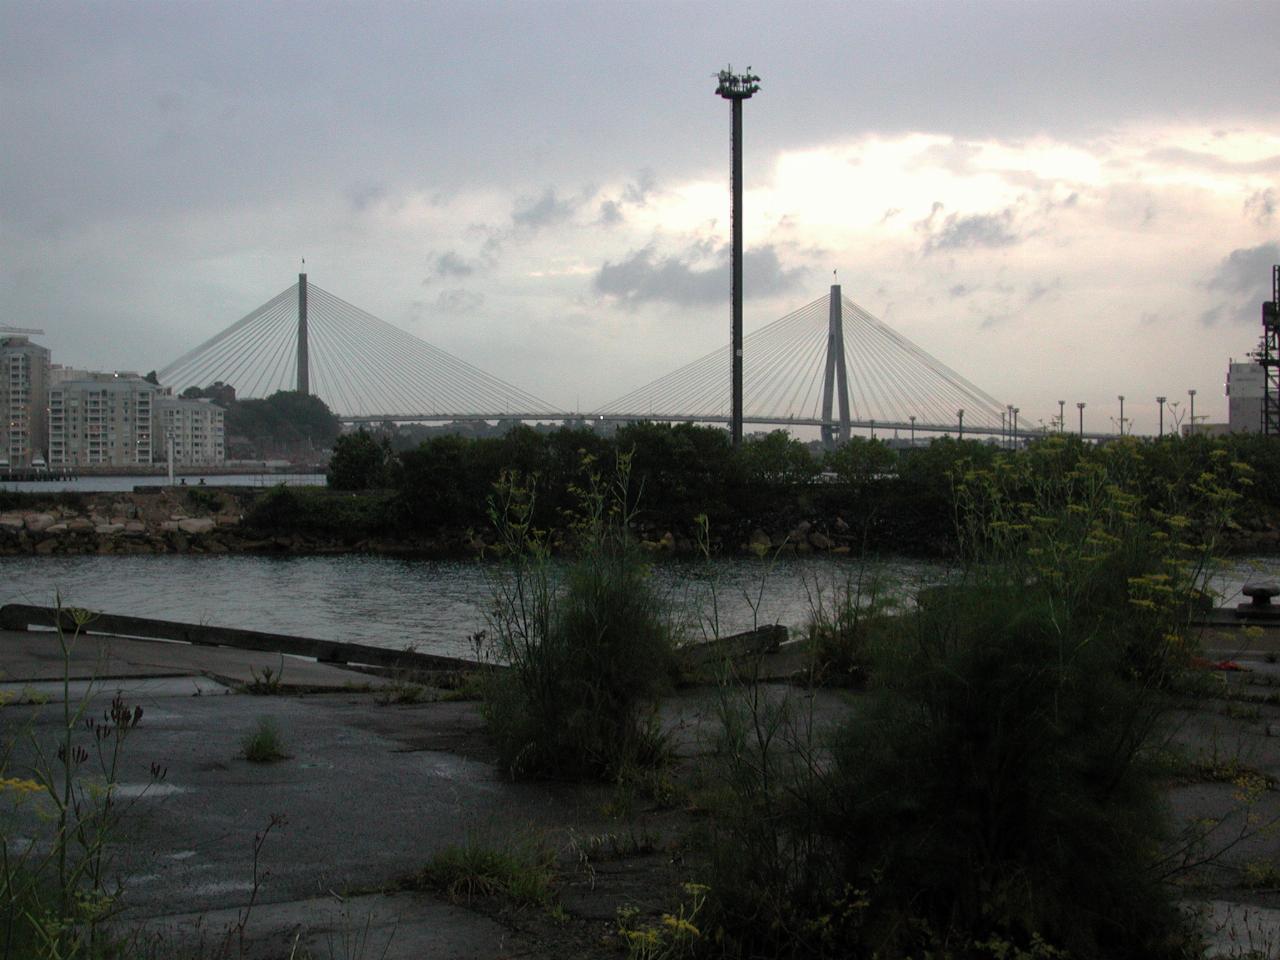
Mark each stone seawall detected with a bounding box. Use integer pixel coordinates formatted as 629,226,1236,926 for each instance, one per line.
3,489,1278,559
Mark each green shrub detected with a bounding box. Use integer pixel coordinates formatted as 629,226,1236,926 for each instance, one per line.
482,458,677,780
241,485,395,541
804,566,896,686
698,435,1245,958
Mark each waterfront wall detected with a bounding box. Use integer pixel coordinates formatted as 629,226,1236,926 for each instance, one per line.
0,488,934,559
2,486,1277,560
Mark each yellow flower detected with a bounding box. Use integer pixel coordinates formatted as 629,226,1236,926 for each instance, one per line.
0,777,42,795
661,915,701,938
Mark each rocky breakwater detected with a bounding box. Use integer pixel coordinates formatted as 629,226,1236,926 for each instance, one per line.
1222,508,1280,554
0,490,245,557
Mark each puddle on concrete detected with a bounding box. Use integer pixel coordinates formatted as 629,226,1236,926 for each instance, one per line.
112,782,185,799
422,752,495,783
194,880,255,897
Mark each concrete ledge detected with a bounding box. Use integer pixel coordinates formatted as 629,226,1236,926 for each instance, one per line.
0,603,477,673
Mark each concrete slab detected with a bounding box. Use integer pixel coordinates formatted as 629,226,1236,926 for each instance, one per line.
2,623,1277,957
139,891,534,960
0,674,228,701
1201,899,1280,958
0,628,391,691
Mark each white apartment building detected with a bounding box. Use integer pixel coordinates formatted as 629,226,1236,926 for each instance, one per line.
1226,360,1266,433
48,373,157,467
1,335,51,466
154,396,225,466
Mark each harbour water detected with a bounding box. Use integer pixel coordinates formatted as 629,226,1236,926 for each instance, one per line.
1,553,1276,662
0,473,326,494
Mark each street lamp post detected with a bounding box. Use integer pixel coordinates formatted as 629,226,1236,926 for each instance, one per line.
957,408,965,439
1188,389,1197,436
1156,397,1166,438
1117,395,1125,436
1058,400,1065,434
1012,407,1019,447
909,415,916,447
1077,401,1086,437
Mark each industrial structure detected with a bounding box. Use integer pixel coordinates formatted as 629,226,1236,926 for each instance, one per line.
1259,264,1280,436
715,66,760,447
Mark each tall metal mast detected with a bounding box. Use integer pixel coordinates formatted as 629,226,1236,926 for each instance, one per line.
297,271,310,395
715,66,760,447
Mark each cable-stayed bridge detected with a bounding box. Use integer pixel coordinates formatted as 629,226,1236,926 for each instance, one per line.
158,275,1013,444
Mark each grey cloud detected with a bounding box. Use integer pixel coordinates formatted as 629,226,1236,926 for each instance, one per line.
436,289,484,313
1245,188,1276,226
599,199,624,225
433,251,474,279
1200,242,1280,325
1026,278,1060,303
512,188,577,228
347,183,387,212
623,169,657,206
594,243,802,306
919,205,1021,254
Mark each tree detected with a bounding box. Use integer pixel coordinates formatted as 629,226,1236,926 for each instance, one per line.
224,391,341,458
327,430,391,490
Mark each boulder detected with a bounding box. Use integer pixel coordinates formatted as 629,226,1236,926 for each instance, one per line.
809,531,833,550
34,538,57,555
95,523,125,535
0,515,23,530
177,517,216,535
25,513,56,532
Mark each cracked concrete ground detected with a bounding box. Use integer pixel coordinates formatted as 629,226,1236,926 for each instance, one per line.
3,627,1280,958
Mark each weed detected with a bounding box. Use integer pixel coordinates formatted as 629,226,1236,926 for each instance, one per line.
245,657,285,695
0,598,166,959
414,834,556,910
220,813,287,959
240,718,287,763
374,680,427,706
1240,858,1280,890
321,901,398,960
616,882,708,960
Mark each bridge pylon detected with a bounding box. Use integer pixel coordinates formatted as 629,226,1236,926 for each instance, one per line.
297,272,310,395
820,284,851,448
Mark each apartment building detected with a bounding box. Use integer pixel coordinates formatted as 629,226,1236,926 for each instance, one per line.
1,335,51,466
1226,360,1266,433
48,373,157,467
154,395,225,466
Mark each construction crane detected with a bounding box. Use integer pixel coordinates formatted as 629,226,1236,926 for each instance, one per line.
0,325,45,336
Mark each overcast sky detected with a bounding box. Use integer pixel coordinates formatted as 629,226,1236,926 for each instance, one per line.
3,0,1278,434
